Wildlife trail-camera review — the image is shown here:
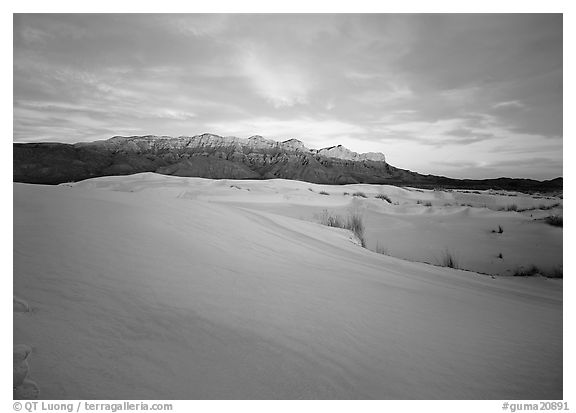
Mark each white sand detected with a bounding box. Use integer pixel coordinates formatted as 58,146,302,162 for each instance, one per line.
13,173,562,399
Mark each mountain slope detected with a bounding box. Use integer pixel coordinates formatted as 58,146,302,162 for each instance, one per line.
13,134,562,192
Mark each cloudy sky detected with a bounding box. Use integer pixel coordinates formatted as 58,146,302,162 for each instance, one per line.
13,14,562,179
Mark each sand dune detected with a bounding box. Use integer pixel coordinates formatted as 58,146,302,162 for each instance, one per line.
13,173,562,399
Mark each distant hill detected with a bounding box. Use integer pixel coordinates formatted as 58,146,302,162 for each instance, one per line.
13,134,562,192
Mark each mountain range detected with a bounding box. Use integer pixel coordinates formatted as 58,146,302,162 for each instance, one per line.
13,133,562,192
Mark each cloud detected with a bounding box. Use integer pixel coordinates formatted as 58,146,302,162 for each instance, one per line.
493,100,526,110
443,128,495,144
163,14,231,38
238,48,311,108
370,116,499,147
12,14,562,179
206,116,366,148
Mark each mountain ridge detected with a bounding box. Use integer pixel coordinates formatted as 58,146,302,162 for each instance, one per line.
78,133,386,161
13,134,562,192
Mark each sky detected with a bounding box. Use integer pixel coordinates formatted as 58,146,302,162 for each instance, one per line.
13,14,563,180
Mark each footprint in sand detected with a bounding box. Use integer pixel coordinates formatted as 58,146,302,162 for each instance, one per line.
13,358,29,386
13,296,30,312
14,379,40,399
13,299,39,399
13,344,39,399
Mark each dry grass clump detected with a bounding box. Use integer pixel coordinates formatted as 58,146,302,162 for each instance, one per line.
375,241,389,255
513,265,562,278
318,210,366,247
319,191,330,196
513,265,541,277
375,194,392,203
545,215,563,227
438,250,458,269
353,191,367,198
491,225,504,234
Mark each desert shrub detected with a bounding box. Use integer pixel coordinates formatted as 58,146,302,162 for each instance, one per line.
319,210,344,228
497,253,503,259
506,204,518,212
416,200,423,205
545,215,563,227
353,191,367,198
439,250,458,269
492,225,504,234
513,265,540,277
343,192,350,196
546,267,563,279
514,265,562,278
318,210,365,247
375,194,392,203
319,191,330,196
424,201,432,207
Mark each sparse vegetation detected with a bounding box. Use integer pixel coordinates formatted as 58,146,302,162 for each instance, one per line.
318,210,366,247
346,213,366,248
375,194,392,203
424,201,432,207
492,225,504,234
513,265,541,277
497,204,519,212
375,241,389,255
319,191,330,196
547,267,563,279
343,192,350,196
497,253,503,259
513,265,562,278
507,202,561,213
353,191,367,198
545,215,563,227
539,202,561,210
439,250,458,269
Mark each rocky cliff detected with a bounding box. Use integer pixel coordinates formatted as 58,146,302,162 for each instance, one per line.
13,134,562,192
